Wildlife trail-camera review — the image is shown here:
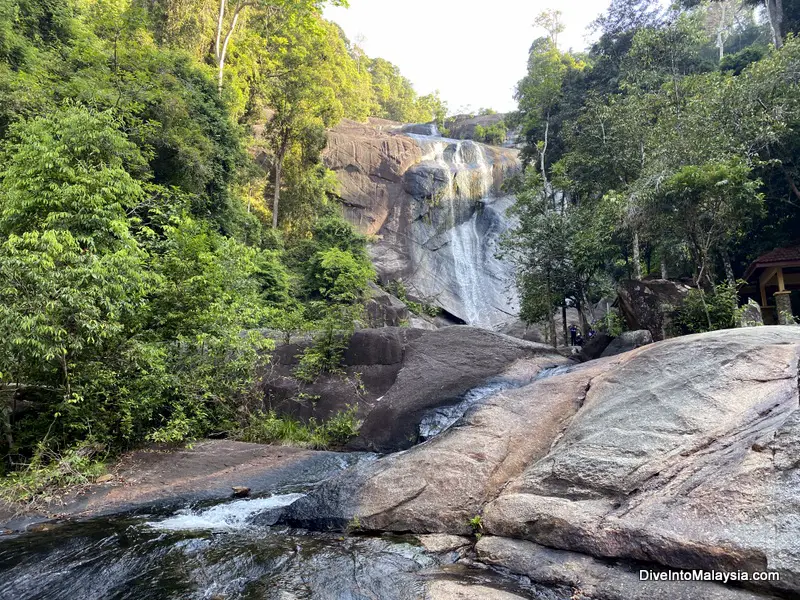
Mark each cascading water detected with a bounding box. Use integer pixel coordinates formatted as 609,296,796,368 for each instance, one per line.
407,134,515,327
418,363,577,441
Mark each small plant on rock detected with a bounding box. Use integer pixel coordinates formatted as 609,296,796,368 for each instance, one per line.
469,514,484,539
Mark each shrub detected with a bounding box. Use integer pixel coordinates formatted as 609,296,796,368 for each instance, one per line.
310,247,375,303
236,405,362,449
294,304,362,383
674,282,739,334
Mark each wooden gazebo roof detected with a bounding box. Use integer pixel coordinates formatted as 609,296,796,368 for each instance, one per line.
744,245,800,281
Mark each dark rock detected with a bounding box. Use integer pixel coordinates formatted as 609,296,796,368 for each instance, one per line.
477,537,776,600
577,332,613,361
364,282,409,327
350,326,565,452
402,161,451,199
599,329,653,357
261,327,425,422
401,122,439,136
617,279,692,341
231,486,250,498
284,353,577,533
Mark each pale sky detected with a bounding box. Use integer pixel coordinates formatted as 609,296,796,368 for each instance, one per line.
324,0,613,114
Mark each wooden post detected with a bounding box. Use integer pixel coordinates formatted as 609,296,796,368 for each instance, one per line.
777,267,786,292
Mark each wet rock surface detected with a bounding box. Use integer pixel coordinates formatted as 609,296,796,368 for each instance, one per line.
284,327,800,598
0,441,371,531
323,118,521,327
350,326,567,452
477,537,779,600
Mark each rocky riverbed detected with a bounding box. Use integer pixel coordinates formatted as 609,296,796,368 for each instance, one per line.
2,326,800,599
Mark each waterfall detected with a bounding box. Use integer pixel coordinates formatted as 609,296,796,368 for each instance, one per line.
403,133,520,328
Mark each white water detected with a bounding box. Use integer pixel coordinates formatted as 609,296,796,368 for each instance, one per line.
145,493,306,531
418,365,577,441
413,137,501,325
418,380,518,440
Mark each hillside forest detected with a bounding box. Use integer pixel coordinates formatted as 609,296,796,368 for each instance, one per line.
0,0,445,500
505,0,800,338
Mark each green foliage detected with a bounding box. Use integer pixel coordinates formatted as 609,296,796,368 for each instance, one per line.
510,0,800,331
674,282,740,334
294,304,362,383
595,311,626,337
0,442,106,508
236,405,361,449
473,121,507,145
311,247,375,302
469,514,484,538
720,45,768,74
0,0,442,503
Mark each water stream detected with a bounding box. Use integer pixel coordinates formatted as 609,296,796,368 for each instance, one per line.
0,369,580,600
418,364,577,441
0,497,566,600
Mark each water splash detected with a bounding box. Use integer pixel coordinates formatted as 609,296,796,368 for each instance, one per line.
145,493,305,531
418,380,518,440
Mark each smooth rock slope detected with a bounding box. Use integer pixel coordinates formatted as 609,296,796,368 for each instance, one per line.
286,327,800,599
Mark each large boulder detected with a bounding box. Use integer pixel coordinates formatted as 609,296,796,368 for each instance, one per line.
350,326,567,452
599,329,653,357
262,327,425,422
578,332,614,361
617,279,692,341
284,327,800,599
262,326,563,446
364,282,409,327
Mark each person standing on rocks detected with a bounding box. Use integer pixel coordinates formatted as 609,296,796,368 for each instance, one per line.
569,324,577,346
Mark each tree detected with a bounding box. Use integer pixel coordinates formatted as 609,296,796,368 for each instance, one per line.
534,9,565,47
514,38,584,203
212,0,345,92
651,159,763,287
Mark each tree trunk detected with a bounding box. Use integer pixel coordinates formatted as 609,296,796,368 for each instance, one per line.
765,0,784,48
716,2,727,60
272,147,286,229
721,248,736,288
546,275,557,348
660,256,668,280
632,230,642,280
541,113,552,207
214,1,247,93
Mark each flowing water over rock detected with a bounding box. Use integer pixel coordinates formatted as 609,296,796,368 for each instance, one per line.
323,120,521,328
0,496,567,600
418,365,577,441
405,135,518,328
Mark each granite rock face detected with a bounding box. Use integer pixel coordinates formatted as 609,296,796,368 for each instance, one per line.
617,278,692,340
599,329,653,357
284,327,800,598
323,119,521,328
